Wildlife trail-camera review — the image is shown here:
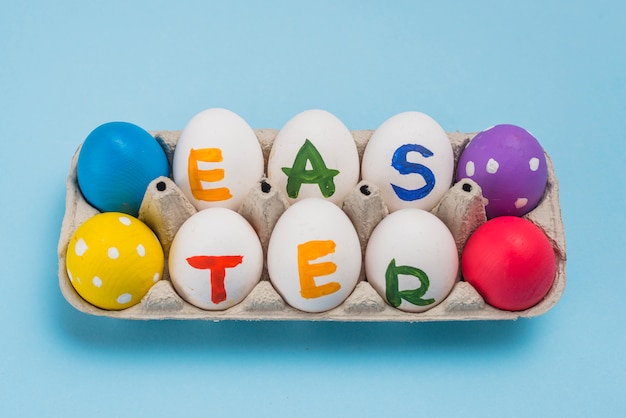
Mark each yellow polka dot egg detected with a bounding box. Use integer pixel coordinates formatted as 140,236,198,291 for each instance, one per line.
66,212,164,310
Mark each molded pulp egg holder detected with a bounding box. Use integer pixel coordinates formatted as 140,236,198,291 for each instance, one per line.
58,130,566,321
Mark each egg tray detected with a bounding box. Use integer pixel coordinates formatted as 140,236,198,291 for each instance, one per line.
58,129,566,321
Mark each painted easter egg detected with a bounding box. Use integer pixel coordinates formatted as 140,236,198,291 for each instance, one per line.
365,209,458,313
267,109,360,205
462,216,556,311
172,108,264,211
168,208,263,310
456,124,548,218
65,212,164,310
361,112,454,212
77,122,170,216
267,198,361,313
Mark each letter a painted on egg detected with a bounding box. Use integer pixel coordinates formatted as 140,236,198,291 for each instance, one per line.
188,148,232,201
385,258,435,307
186,255,243,304
297,240,341,299
281,139,340,199
390,144,436,201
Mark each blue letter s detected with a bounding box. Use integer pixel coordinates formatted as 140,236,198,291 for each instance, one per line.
390,144,435,201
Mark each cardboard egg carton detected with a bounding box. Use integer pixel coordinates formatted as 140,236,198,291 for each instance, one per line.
57,130,566,321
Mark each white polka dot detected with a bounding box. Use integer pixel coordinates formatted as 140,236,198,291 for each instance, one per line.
486,158,499,174
117,293,132,304
76,276,82,285
67,269,73,283
529,157,540,171
515,198,528,209
153,272,160,283
108,247,119,259
75,238,88,256
119,216,132,226
92,276,103,288
482,197,489,206
465,161,475,177
136,244,146,257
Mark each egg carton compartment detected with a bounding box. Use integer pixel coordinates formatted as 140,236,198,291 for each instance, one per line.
57,129,566,321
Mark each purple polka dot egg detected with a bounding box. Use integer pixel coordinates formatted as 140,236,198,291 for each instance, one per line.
456,124,548,218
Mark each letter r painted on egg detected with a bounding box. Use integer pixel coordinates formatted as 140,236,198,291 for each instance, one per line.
297,240,341,299
385,258,435,307
390,144,436,201
186,255,243,304
188,148,232,201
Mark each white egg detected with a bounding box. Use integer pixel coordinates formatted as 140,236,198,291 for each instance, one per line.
361,111,454,212
267,198,361,313
168,208,263,310
267,109,360,205
365,209,458,313
172,108,264,211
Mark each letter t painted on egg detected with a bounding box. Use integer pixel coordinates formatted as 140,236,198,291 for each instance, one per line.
186,255,243,304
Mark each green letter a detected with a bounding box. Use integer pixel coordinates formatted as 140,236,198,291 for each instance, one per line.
385,259,435,307
281,139,340,199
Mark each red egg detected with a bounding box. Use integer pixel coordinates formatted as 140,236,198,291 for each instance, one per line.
461,216,556,311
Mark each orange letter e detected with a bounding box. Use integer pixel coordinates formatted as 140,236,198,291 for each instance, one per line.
297,240,341,299
188,148,232,201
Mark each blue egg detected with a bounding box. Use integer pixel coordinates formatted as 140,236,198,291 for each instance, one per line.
77,122,170,216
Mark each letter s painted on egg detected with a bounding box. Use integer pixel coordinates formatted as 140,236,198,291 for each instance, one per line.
390,144,436,201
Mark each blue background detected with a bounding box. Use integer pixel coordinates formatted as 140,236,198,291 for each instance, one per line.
1,1,624,416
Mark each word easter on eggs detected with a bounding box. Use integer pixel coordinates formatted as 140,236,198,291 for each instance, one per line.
60,108,565,321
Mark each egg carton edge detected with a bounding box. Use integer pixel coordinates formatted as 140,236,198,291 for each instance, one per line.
57,129,566,321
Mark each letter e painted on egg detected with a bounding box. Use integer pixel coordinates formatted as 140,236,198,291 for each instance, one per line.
188,148,232,201
390,144,436,201
297,240,341,299
186,255,243,304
